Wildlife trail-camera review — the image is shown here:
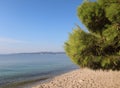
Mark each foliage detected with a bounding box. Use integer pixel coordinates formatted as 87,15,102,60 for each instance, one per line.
64,0,120,70
106,3,120,23
77,1,110,36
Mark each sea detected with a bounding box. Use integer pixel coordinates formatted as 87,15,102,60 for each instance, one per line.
0,53,78,88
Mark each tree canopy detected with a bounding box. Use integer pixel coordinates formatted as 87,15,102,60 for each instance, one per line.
64,0,120,70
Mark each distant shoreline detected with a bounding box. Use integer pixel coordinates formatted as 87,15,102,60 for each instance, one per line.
0,52,65,55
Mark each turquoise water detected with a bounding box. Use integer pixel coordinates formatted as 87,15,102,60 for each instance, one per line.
0,54,77,87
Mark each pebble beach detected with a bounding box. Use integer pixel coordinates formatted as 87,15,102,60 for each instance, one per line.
32,68,120,88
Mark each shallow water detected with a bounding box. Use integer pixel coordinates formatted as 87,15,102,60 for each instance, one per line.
0,53,77,88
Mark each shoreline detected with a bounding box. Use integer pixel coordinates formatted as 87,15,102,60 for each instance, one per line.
24,68,79,88
32,68,120,88
0,67,78,88
1,76,49,88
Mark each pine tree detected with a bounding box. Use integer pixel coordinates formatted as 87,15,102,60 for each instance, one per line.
64,0,120,70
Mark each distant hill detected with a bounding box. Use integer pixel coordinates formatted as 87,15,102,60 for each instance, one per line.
19,52,65,55
0,52,65,55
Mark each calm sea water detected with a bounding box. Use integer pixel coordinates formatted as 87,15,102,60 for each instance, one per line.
0,53,77,87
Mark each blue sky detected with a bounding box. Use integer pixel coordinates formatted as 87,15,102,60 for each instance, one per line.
0,0,86,54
